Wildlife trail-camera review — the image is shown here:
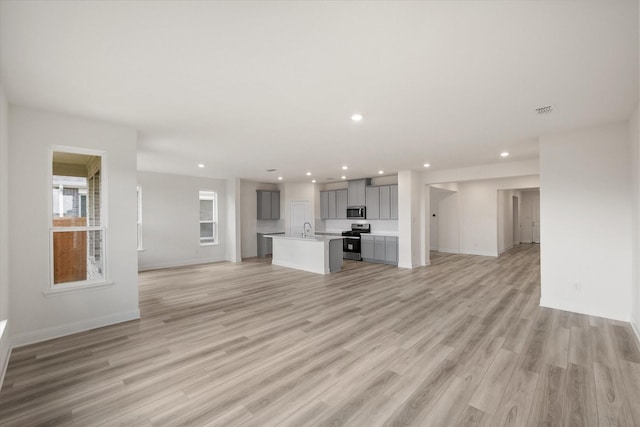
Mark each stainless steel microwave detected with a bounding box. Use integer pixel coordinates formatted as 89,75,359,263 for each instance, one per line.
346,206,366,219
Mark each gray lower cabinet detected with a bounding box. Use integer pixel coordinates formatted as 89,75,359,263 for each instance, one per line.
257,232,284,257
385,236,398,263
257,190,280,220
320,189,349,219
361,235,398,265
361,235,374,259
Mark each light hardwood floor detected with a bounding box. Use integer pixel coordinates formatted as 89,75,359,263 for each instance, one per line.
1,244,639,426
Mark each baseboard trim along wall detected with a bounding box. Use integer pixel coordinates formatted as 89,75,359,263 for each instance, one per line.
12,309,141,348
461,249,499,257
138,257,227,272
540,298,628,323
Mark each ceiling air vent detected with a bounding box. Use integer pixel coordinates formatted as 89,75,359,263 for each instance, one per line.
535,105,554,115
266,169,277,172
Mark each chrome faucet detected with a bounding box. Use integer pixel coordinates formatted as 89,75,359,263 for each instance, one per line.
303,222,312,237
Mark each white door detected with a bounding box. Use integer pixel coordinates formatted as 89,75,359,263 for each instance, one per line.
531,192,540,243
290,201,311,236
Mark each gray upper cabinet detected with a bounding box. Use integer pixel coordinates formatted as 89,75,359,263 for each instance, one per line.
390,185,398,219
348,179,370,207
366,186,380,219
320,189,349,219
271,191,280,219
336,189,348,219
320,191,329,219
365,184,398,220
328,190,337,219
256,190,280,220
379,186,390,219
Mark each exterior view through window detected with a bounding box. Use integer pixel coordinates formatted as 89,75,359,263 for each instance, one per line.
199,190,217,245
51,151,104,286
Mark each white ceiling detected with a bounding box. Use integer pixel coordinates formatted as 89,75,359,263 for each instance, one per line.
1,1,638,183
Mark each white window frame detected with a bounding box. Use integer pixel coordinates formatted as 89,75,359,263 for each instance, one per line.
46,146,110,295
199,190,218,246
137,186,143,251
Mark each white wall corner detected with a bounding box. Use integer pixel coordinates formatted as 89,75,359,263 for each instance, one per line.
12,309,140,348
226,178,242,263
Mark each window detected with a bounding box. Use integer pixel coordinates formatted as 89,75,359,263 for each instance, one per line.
137,186,143,250
50,149,106,288
199,190,217,245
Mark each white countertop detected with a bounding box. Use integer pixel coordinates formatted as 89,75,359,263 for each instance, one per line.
265,234,345,242
366,232,399,237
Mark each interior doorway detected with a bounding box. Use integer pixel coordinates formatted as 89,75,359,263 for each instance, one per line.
289,201,311,236
520,190,540,244
512,196,519,246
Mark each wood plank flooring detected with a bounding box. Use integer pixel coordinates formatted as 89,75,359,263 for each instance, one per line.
1,244,639,426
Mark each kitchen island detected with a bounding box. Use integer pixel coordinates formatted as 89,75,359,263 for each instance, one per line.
265,234,345,274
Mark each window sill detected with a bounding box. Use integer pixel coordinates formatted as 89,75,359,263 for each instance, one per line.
137,248,146,252
200,242,218,247
43,280,114,297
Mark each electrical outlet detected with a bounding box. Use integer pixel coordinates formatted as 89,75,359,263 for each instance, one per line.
573,282,581,292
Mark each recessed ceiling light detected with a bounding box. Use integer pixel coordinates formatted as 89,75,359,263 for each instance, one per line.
278,176,283,180
311,179,316,183
351,114,363,122
306,172,312,176
423,163,430,168
501,152,510,157
197,163,205,168
342,165,348,170
378,170,384,174
341,176,347,179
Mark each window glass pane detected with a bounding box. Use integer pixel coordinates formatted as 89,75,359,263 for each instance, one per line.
53,230,104,284
200,222,214,240
52,152,101,227
200,199,213,221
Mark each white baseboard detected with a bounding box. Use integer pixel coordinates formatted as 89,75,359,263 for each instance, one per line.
461,249,498,257
437,248,460,254
12,309,140,348
539,298,628,323
138,257,227,272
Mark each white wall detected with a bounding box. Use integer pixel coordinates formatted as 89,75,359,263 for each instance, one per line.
226,178,241,263
137,171,228,271
630,103,640,337
9,106,139,346
0,83,10,384
424,159,539,184
240,180,283,258
540,123,632,321
398,170,421,268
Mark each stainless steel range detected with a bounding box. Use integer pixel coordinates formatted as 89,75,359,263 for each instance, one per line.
342,223,371,261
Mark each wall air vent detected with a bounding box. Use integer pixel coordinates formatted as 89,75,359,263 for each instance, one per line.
535,105,554,115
